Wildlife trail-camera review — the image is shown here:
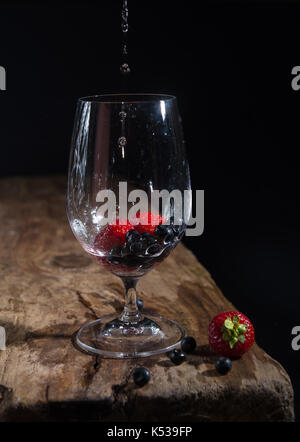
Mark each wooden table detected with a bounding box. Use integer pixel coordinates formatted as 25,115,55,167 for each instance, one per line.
0,176,294,421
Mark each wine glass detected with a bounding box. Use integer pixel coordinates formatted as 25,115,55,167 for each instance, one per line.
67,94,191,358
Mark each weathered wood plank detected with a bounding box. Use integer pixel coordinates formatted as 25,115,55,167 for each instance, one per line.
0,176,294,421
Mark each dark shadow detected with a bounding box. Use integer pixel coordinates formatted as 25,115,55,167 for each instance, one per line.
156,359,174,368
52,254,91,269
192,344,216,357
0,320,31,347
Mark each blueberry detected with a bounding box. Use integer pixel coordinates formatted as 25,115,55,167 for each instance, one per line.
129,240,144,254
164,229,175,243
126,229,140,243
141,232,157,245
155,224,170,238
133,367,150,387
136,297,144,310
147,236,157,245
133,237,148,255
146,243,160,255
169,349,186,365
215,357,232,375
181,336,196,353
155,225,175,244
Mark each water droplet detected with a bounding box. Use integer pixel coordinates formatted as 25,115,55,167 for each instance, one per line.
119,111,127,121
121,22,128,33
120,63,130,75
120,1,130,75
118,136,127,147
122,9,128,22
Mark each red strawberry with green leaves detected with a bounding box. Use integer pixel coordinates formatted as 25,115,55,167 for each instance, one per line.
208,311,255,358
132,211,167,235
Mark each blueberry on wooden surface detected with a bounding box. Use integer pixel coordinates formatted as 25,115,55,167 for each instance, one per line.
181,336,197,353
133,367,150,386
215,357,232,375
169,349,186,365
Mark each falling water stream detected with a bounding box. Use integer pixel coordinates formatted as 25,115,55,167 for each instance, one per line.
118,0,130,152
120,0,130,75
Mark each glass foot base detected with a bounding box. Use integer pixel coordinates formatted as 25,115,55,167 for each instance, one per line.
75,311,186,358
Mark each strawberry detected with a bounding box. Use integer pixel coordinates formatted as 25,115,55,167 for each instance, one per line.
94,218,134,253
132,211,167,235
208,311,255,358
93,218,139,274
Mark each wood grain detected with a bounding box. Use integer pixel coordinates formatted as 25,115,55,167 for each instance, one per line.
0,176,294,421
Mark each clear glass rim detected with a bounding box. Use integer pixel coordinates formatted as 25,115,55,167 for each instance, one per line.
78,93,177,104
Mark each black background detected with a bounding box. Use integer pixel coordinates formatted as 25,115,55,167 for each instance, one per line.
0,0,299,421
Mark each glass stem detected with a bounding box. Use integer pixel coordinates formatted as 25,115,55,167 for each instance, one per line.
119,277,144,324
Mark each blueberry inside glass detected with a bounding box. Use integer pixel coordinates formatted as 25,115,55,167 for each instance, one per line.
67,94,191,358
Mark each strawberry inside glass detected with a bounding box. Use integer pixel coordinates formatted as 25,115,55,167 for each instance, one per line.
93,212,184,277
